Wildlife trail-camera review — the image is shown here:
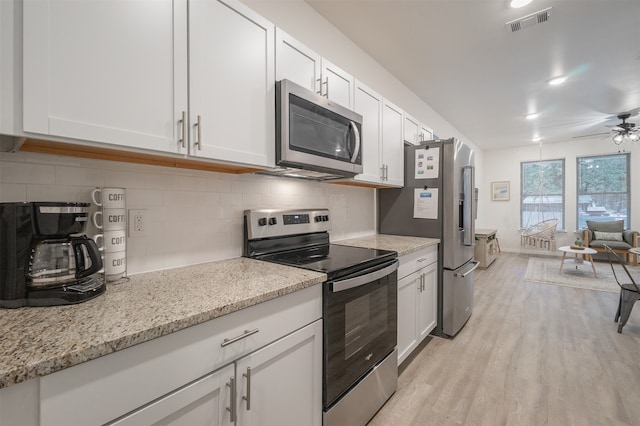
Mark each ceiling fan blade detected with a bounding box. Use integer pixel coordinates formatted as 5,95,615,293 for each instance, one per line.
572,132,610,139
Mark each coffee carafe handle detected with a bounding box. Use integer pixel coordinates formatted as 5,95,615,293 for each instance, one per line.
71,237,103,279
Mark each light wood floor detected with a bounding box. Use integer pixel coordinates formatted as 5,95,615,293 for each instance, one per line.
369,252,640,426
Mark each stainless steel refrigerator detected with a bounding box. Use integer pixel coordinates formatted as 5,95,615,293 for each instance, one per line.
379,138,478,337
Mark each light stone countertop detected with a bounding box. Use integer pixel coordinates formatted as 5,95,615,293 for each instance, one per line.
334,234,439,256
0,257,326,389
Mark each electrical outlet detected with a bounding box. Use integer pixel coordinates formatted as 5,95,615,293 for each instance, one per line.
128,209,147,237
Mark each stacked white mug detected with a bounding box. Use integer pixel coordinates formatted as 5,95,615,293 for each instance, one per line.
91,187,127,282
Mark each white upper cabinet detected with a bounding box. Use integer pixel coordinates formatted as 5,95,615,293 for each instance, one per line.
382,98,404,186
23,0,189,154
353,80,383,184
188,0,274,167
420,124,434,142
404,112,433,145
320,59,354,108
275,30,353,108
275,28,321,93
403,113,421,145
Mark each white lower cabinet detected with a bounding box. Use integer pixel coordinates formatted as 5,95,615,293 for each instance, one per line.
111,319,322,426
110,364,235,426
397,245,438,365
1,285,323,426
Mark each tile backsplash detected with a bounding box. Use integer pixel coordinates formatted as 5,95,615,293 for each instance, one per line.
0,151,376,275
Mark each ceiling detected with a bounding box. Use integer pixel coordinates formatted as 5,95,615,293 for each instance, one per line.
305,0,640,151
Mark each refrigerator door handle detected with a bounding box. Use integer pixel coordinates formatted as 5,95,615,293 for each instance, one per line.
454,260,480,278
462,166,475,245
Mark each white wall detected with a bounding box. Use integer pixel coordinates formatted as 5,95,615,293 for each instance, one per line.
0,151,376,275
480,138,639,253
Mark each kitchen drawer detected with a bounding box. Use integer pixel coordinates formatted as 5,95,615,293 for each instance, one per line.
398,245,438,279
39,284,322,426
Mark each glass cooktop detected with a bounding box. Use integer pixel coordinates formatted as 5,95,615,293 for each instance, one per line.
256,244,397,281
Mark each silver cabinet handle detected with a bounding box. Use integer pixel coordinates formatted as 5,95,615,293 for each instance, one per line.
380,165,385,180
194,115,202,150
422,274,426,291
417,257,428,263
316,77,322,95
324,76,329,98
221,328,259,347
179,111,186,148
226,376,236,422
385,165,389,181
417,274,423,292
242,367,252,411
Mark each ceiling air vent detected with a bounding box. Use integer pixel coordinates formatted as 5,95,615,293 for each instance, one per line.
506,7,552,33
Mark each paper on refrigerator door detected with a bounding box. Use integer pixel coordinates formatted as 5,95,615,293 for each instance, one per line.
414,148,439,179
414,188,438,219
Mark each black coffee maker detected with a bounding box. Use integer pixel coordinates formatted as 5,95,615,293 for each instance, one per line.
0,202,106,308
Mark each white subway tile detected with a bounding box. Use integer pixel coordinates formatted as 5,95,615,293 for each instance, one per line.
55,166,106,187
0,183,27,201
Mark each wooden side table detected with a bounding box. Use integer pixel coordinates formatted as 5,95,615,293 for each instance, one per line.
475,228,499,269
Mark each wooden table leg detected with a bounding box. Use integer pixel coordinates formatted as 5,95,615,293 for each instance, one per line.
559,252,567,273
588,254,597,278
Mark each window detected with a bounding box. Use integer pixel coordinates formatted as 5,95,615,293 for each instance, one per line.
521,159,565,230
577,154,630,229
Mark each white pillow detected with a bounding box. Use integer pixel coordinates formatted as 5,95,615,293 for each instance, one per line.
594,231,623,241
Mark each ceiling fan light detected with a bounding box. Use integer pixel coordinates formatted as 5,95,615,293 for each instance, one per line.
612,133,624,144
510,0,533,8
629,133,640,142
548,76,567,86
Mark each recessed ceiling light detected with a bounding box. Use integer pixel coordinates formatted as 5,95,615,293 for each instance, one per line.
526,113,539,120
532,137,542,142
548,75,567,86
510,0,533,8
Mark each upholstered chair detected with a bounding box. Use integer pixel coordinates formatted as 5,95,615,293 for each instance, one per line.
583,220,638,266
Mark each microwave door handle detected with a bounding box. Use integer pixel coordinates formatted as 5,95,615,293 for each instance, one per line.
349,121,361,163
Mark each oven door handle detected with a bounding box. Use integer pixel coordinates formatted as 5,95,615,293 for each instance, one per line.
330,259,399,292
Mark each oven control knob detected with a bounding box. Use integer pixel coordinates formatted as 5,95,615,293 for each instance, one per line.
323,215,329,222
315,215,322,222
269,217,278,225
258,218,267,226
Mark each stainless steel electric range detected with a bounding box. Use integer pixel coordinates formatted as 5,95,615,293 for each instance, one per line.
243,208,398,426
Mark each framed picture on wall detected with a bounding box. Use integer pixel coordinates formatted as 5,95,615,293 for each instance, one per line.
491,181,510,201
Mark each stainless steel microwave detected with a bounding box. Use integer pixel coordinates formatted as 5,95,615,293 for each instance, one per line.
275,79,363,180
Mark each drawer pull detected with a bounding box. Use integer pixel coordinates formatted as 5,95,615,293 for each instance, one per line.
221,328,259,347
417,257,428,263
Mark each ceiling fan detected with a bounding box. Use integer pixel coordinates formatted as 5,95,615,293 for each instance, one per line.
573,110,640,143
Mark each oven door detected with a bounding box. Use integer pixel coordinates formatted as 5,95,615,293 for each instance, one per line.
323,259,398,408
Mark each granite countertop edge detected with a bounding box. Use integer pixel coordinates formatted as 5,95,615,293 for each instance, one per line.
334,233,440,256
0,257,326,389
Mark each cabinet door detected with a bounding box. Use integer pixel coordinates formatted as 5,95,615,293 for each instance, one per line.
320,59,353,108
397,271,419,365
23,0,188,154
403,113,420,145
189,0,274,167
353,80,383,184
417,261,438,341
275,28,322,93
382,99,404,187
420,125,433,143
235,320,322,426
109,364,234,426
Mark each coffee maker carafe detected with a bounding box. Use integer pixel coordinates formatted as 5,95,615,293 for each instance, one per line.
0,202,106,308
